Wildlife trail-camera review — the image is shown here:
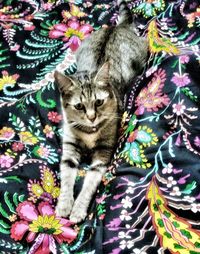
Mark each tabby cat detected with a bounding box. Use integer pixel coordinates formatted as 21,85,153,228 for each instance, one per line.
55,0,148,223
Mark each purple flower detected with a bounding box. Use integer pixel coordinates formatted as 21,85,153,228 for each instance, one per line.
194,136,200,147
171,72,190,87
179,55,190,64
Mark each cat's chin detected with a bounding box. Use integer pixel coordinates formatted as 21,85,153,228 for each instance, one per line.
86,124,98,132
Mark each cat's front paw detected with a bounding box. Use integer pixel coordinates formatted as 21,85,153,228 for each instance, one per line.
69,203,87,224
56,196,74,218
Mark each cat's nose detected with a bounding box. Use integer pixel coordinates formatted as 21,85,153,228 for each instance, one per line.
87,115,96,122
87,110,96,122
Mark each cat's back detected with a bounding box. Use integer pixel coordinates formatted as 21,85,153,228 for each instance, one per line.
76,23,147,84
105,23,148,84
75,28,113,74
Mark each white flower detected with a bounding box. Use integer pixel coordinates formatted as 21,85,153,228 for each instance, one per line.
120,210,132,221
166,176,177,188
170,186,181,196
120,240,134,250
129,182,135,187
172,102,186,116
126,186,134,194
125,224,131,229
183,195,195,203
171,37,178,43
121,196,133,209
162,163,173,174
191,203,200,213
132,248,147,254
118,231,131,239
120,240,127,250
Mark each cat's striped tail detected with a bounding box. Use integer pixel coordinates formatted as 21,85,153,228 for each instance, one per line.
117,0,133,25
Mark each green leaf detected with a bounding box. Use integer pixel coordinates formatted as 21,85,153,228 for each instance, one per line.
0,219,10,229
182,181,197,194
163,210,171,218
0,239,24,250
18,194,25,202
194,242,200,248
172,221,180,228
164,232,172,238
0,226,10,234
60,244,70,254
13,193,19,206
174,243,185,249
0,203,9,218
4,176,22,183
153,204,159,211
4,191,16,214
156,199,162,206
180,229,192,239
157,219,164,227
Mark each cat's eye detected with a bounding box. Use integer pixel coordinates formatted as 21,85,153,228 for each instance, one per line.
74,103,84,110
95,99,104,107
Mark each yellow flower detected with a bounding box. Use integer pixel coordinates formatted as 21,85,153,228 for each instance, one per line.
0,127,15,140
43,125,54,138
64,28,85,40
9,214,17,222
0,71,19,91
28,166,60,203
43,125,52,133
62,4,86,21
29,215,62,235
19,131,38,145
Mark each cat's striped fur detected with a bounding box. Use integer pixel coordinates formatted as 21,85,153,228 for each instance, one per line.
55,0,148,223
54,65,119,223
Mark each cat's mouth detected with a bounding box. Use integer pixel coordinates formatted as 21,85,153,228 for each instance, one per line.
73,120,106,133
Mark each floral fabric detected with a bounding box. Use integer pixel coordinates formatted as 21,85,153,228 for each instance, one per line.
0,0,200,253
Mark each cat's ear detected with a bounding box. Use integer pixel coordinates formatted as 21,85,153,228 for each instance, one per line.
54,71,74,93
94,62,109,84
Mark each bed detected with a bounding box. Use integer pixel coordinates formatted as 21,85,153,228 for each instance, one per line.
0,0,200,253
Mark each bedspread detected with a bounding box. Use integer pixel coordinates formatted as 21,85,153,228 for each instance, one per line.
0,0,200,253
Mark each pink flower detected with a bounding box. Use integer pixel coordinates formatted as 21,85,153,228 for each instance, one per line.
43,125,54,138
135,69,169,115
42,3,54,11
194,136,200,148
0,155,14,168
12,142,24,152
48,111,62,123
172,102,186,116
99,214,105,220
96,194,107,204
179,55,190,64
10,201,77,253
37,145,50,158
49,20,93,51
10,43,20,51
0,127,15,140
24,25,35,31
171,73,190,87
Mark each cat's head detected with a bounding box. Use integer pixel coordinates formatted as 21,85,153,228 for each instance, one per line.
54,63,118,131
